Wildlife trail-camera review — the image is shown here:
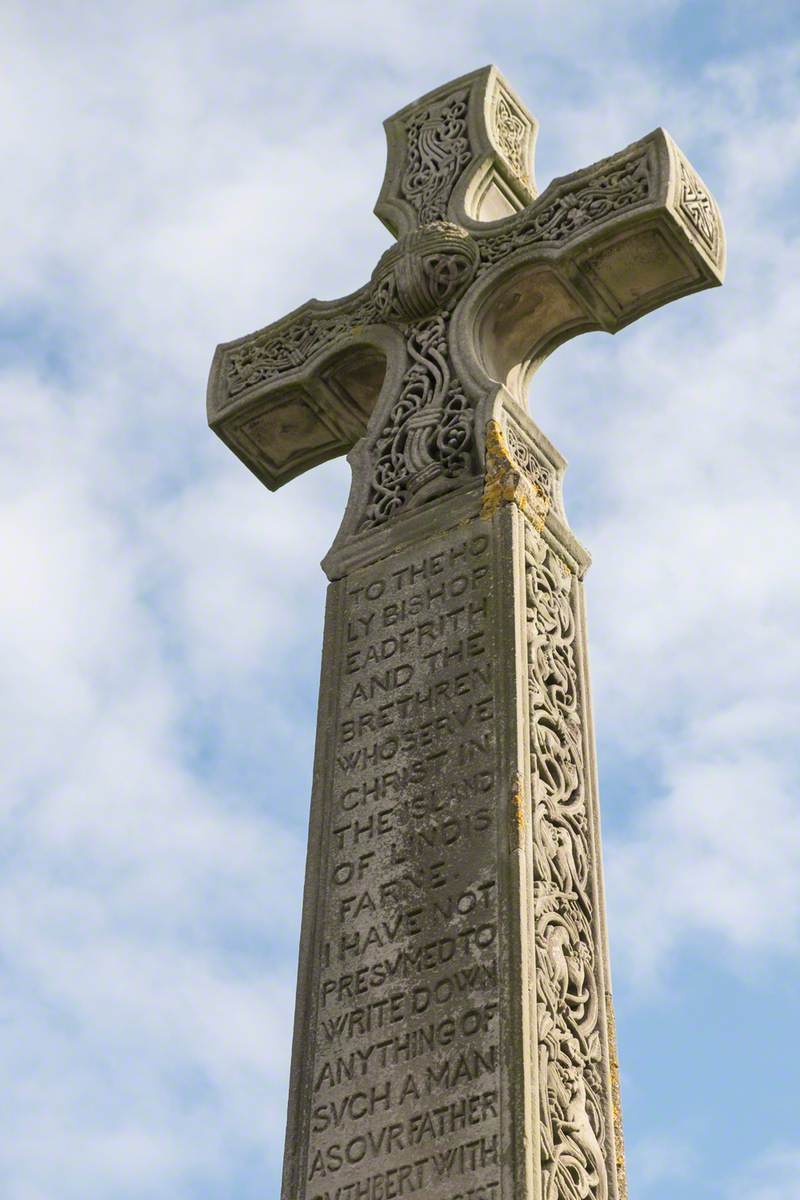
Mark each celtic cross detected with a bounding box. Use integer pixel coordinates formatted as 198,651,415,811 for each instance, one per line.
207,66,723,1200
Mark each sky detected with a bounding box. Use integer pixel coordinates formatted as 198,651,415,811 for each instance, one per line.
1,1,799,1197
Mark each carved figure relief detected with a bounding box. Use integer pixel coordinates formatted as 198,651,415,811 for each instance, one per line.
478,148,652,270
361,315,475,528
525,523,610,1200
401,91,472,224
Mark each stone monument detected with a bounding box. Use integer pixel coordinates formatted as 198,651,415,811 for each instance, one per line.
207,67,724,1200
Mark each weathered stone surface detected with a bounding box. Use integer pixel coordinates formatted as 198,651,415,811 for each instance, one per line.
296,514,507,1200
206,64,724,1200
284,407,617,1200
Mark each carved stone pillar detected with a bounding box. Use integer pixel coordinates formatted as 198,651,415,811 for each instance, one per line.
205,65,723,1200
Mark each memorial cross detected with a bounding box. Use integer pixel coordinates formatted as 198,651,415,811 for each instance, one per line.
207,66,724,1200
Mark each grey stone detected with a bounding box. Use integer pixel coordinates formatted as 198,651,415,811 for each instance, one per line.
206,65,724,1200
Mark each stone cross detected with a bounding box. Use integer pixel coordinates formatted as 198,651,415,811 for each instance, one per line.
207,66,724,1200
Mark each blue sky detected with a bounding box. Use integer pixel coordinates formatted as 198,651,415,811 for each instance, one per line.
1,2,799,1197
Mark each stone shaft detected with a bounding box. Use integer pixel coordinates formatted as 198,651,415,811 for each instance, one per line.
283,416,623,1200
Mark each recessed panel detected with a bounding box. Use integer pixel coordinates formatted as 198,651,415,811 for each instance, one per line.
228,391,347,488
581,226,692,314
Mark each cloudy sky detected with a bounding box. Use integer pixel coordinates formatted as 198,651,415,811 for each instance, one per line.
2,1,799,1197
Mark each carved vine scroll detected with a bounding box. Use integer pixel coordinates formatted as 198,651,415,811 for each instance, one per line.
525,521,612,1200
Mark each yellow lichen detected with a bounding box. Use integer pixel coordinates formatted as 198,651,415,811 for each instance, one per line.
481,419,549,523
510,772,526,852
606,997,629,1200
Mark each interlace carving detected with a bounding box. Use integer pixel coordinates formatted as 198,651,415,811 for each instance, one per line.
224,221,480,401
678,156,722,265
371,222,478,321
401,91,472,225
361,315,474,528
494,90,528,182
505,421,554,500
479,149,652,271
224,291,379,399
525,523,609,1200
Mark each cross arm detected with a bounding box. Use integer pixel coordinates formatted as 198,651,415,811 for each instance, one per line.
458,127,725,396
206,285,406,491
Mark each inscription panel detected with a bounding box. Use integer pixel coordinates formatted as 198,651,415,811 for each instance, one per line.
302,522,508,1200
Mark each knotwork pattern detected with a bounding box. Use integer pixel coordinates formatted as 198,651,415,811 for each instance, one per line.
678,156,722,266
479,149,652,271
223,291,379,399
371,222,479,321
401,91,472,225
505,421,554,501
494,90,528,182
525,523,610,1200
361,315,474,528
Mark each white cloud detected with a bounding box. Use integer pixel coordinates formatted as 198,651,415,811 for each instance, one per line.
627,1131,697,1191
608,751,800,981
0,361,304,1193
731,1146,800,1200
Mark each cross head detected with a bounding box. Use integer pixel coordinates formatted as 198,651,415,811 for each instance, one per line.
208,64,723,572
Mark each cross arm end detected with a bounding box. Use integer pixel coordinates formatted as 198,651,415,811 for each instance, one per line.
375,64,538,238
457,129,725,401
206,289,397,492
581,127,726,333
